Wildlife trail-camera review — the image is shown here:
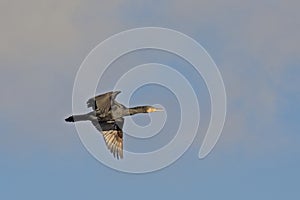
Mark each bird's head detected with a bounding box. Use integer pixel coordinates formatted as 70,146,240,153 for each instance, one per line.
145,106,164,113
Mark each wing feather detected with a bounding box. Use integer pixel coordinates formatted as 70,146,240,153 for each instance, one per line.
87,91,121,117
91,118,124,159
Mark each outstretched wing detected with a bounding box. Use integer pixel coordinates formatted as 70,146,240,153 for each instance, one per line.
87,91,121,116
91,118,124,159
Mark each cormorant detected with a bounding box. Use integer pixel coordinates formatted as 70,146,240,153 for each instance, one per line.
65,91,163,159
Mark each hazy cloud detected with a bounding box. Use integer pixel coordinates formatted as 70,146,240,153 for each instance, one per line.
1,0,299,157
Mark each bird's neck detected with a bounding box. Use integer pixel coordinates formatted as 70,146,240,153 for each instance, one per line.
126,106,148,116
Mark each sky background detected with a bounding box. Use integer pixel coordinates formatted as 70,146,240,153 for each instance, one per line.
1,0,300,199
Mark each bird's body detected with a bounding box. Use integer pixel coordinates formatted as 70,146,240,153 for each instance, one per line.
65,91,162,159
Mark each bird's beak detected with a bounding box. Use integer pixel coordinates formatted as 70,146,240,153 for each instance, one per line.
147,107,164,112
154,108,164,112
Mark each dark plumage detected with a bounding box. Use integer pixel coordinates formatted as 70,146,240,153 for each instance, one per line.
65,91,163,159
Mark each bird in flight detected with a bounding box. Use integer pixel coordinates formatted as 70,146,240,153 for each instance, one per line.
65,91,163,159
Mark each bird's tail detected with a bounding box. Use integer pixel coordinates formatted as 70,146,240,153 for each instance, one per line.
65,115,74,122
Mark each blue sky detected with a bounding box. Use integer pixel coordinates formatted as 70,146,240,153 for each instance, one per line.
1,0,300,199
